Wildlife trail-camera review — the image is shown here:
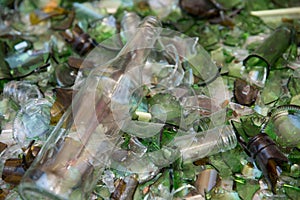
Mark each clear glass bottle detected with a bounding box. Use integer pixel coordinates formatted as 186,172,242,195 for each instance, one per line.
175,125,237,162
263,105,300,148
18,16,162,200
121,12,141,40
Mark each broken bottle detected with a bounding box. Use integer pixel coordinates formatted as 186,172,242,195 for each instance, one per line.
18,16,162,200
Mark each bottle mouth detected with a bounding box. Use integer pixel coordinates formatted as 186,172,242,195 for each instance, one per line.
19,182,65,200
140,16,162,28
219,125,237,151
18,168,73,200
269,104,300,118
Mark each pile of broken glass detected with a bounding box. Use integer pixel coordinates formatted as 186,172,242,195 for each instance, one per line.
0,0,300,199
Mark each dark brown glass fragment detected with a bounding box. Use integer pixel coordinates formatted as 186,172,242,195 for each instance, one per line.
23,144,41,168
67,56,95,69
0,142,7,154
111,174,138,200
51,10,75,30
0,188,9,199
61,24,97,56
234,78,259,106
50,88,74,125
179,0,221,18
2,158,26,185
2,141,41,185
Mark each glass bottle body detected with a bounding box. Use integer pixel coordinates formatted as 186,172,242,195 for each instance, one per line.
18,16,162,200
175,125,237,162
243,25,294,87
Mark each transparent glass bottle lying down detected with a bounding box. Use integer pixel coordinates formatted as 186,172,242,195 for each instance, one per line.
18,16,236,200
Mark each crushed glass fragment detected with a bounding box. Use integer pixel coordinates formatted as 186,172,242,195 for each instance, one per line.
111,174,138,200
1,141,40,185
195,168,219,196
60,24,98,56
13,98,52,148
179,0,221,18
0,142,7,154
3,81,43,106
234,78,259,106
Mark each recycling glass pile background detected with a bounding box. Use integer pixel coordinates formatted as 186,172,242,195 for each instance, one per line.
0,0,300,199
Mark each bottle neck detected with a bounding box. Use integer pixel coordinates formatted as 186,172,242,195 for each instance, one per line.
217,125,237,152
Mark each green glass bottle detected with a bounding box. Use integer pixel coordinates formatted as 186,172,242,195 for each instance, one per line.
243,25,294,87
